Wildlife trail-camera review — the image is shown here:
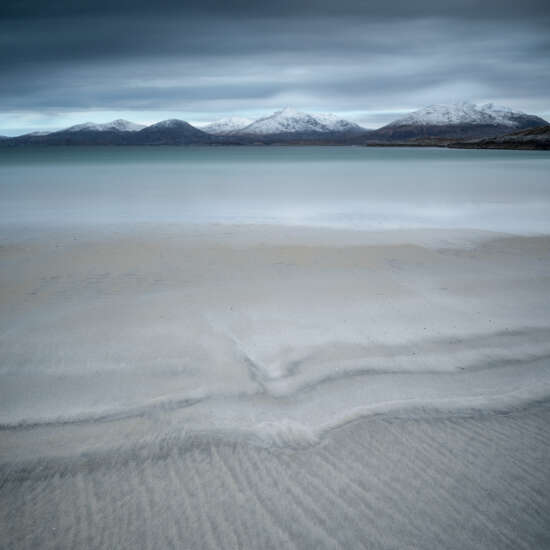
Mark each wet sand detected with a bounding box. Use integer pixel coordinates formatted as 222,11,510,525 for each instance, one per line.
1,404,549,550
1,224,550,548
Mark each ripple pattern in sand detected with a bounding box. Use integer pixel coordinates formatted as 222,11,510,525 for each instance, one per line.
1,404,549,550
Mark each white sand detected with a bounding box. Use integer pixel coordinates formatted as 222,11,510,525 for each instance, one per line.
1,223,549,548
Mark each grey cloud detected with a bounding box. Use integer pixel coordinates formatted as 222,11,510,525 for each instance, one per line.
0,1,549,130
2,0,549,19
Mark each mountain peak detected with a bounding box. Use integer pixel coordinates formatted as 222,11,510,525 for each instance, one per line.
148,119,191,129
136,119,212,143
313,112,363,132
387,102,535,128
63,119,145,132
238,108,364,135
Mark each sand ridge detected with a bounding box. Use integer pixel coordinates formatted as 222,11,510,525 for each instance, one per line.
1,225,549,440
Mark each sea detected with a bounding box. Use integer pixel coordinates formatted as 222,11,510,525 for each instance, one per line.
1,145,550,233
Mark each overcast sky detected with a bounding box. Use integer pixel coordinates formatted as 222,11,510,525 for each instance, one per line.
1,0,549,135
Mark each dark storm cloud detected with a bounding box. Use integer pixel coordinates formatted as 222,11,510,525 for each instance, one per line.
1,0,549,132
3,0,549,19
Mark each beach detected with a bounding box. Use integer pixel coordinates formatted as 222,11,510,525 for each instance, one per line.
1,223,550,548
1,147,549,548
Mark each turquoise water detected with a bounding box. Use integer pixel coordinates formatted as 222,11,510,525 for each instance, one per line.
1,146,549,232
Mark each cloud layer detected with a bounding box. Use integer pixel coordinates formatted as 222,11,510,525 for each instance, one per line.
1,0,549,134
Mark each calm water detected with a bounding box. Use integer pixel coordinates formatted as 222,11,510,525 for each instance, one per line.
1,146,549,233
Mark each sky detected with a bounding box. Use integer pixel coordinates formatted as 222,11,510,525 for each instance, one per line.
1,0,549,135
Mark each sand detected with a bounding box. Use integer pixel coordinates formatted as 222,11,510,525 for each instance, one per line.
1,223,549,548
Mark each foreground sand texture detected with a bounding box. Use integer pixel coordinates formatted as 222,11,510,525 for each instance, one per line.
1,224,550,548
2,405,549,550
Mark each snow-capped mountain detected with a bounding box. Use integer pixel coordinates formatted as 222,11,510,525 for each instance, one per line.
371,102,548,141
387,102,544,128
313,113,364,133
238,108,364,135
201,117,254,135
64,119,145,132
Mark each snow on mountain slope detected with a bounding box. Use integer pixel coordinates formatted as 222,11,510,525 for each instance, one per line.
313,113,364,132
239,108,363,135
239,108,324,134
388,102,535,127
64,119,145,132
201,117,253,135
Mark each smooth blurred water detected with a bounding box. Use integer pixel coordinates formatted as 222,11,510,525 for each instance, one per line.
1,146,549,233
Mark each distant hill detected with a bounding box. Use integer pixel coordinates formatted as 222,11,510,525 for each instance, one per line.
130,119,217,145
3,119,145,146
368,103,548,141
63,119,146,133
1,119,222,146
5,128,134,146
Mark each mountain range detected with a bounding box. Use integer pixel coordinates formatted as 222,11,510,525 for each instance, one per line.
1,103,547,147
